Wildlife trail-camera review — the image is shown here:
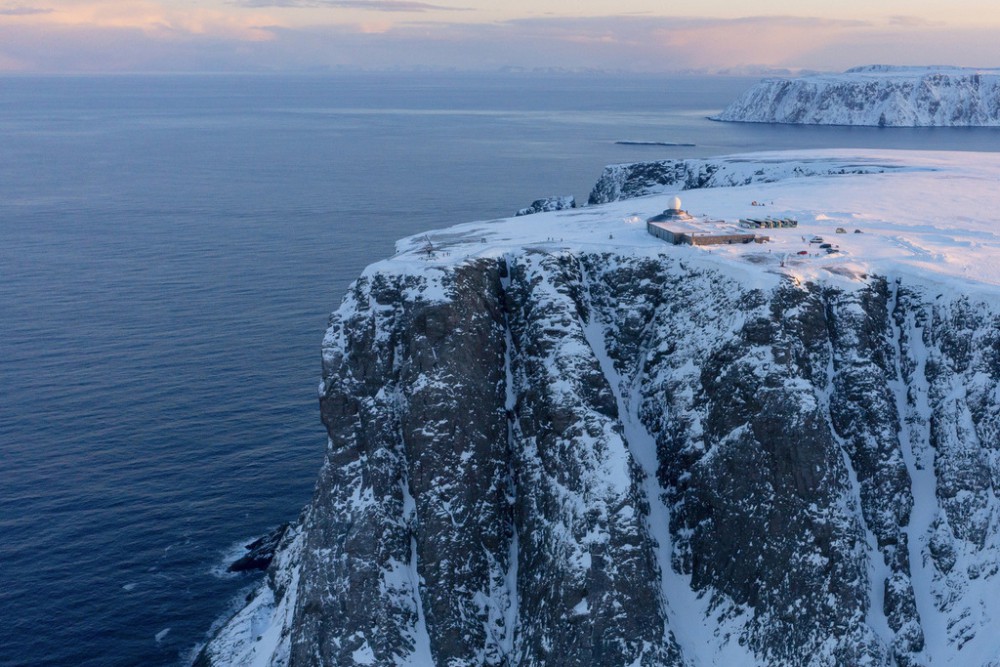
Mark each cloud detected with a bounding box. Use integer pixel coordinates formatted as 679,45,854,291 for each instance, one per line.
886,15,944,28
636,16,869,69
0,1,281,41
335,15,873,71
0,4,52,14
232,0,469,11
798,26,1000,71
2,9,998,74
0,21,284,72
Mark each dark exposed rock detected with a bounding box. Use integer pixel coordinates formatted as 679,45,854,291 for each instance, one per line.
587,157,903,205
199,251,1000,667
516,196,577,216
228,523,290,573
504,252,683,667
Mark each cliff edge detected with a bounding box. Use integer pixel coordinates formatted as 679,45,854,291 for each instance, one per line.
714,66,1000,127
198,150,1000,667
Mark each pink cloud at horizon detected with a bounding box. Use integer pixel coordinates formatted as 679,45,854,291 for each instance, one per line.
0,5,998,73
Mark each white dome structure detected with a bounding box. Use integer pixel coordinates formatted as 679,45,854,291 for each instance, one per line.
646,195,693,223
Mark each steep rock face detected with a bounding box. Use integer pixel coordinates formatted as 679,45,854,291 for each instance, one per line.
714,66,1000,127
304,262,513,666
582,257,886,664
893,288,1000,660
502,251,683,666
199,249,1000,666
587,156,908,205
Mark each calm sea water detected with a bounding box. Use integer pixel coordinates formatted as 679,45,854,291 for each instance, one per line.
4,72,1000,667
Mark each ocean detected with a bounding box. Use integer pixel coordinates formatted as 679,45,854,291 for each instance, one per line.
4,72,1000,667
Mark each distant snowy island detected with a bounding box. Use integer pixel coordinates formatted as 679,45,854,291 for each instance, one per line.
714,65,1000,126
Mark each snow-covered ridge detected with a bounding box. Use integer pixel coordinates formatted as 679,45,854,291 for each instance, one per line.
587,154,927,205
845,65,998,76
714,66,1000,126
515,195,576,217
198,150,1000,666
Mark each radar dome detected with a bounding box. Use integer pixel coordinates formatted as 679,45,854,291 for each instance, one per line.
669,196,682,211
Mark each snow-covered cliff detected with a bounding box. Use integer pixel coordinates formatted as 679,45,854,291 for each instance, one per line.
714,66,1000,126
516,196,576,216
197,150,1000,667
587,154,920,205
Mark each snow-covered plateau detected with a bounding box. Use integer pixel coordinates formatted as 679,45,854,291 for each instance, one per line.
714,66,1000,126
197,150,1000,667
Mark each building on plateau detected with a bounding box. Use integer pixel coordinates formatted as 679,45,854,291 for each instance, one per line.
647,197,767,246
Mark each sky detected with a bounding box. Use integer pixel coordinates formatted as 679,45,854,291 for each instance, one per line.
1,0,999,73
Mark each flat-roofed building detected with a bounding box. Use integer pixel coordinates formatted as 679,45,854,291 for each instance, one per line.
647,220,766,245
646,198,768,245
